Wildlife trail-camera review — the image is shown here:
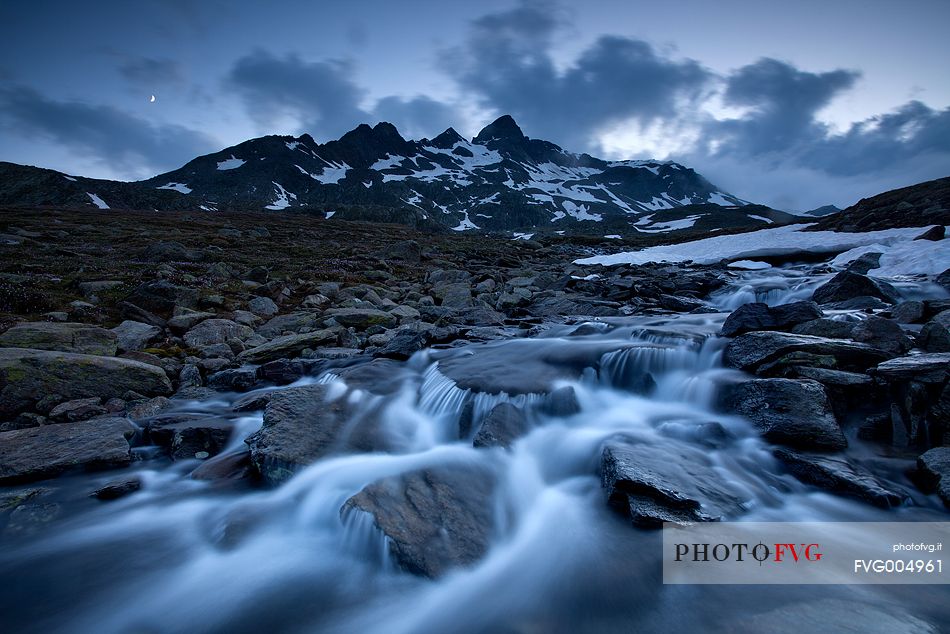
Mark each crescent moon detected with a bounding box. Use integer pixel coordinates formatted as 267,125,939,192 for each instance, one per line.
149,95,156,103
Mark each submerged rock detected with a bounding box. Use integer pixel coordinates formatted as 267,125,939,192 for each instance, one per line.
144,413,233,460
473,403,529,448
344,464,496,578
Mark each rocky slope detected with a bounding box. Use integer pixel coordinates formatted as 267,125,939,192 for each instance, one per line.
810,176,950,231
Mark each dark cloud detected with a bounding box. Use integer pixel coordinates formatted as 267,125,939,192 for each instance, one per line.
0,84,216,178
227,50,369,139
118,56,183,87
372,95,458,140
444,0,712,148
705,58,859,157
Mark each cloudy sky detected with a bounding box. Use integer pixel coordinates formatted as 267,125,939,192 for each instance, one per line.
1,0,948,211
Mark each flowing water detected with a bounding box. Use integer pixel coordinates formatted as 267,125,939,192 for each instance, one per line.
1,265,949,633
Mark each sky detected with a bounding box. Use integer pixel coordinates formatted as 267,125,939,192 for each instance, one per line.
1,0,949,211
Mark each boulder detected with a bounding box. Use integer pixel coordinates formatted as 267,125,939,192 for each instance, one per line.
111,320,163,353
0,348,172,418
915,447,950,506
256,312,321,338
0,322,117,356
918,310,950,353
373,328,429,360
723,331,891,374
167,310,215,334
849,316,913,355
379,239,421,263
773,448,906,508
720,301,823,337
206,366,259,392
48,397,108,423
913,225,946,241
791,318,854,339
846,252,882,274
343,464,496,577
92,477,141,501
719,378,847,450
0,417,135,485
248,296,279,317
324,308,397,330
892,301,926,324
123,280,198,317
144,413,233,460
183,319,253,348
812,270,900,305
244,384,386,485
237,329,337,364
473,403,529,448
601,442,745,526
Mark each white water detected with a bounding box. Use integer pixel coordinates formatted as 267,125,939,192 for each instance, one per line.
1,267,948,633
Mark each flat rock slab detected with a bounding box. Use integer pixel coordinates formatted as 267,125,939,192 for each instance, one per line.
237,329,337,364
0,348,173,418
601,441,745,526
0,321,117,356
0,417,135,485
774,448,907,508
723,331,891,374
871,353,950,384
344,464,496,578
719,378,847,451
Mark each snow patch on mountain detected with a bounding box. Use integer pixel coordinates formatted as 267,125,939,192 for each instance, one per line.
157,182,192,194
87,192,109,209
265,182,295,210
216,156,245,171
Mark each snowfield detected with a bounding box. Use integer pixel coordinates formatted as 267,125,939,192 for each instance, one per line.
575,223,950,276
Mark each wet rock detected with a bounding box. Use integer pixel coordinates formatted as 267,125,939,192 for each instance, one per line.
914,447,950,506
0,417,135,485
790,367,878,420
344,464,496,578
811,270,900,305
850,316,913,355
144,413,233,460
258,358,323,385
92,477,141,501
112,320,163,353
0,348,172,418
720,301,823,337
237,329,337,364
827,296,891,311
473,403,529,448
719,378,846,450
184,319,253,348
601,441,744,527
732,599,937,634
773,448,906,508
538,385,582,417
723,331,891,374
0,321,117,356
245,384,386,485
48,397,108,423
207,366,259,392
846,251,882,274
190,449,253,482
791,318,855,339
324,308,397,330
918,310,950,353
913,225,945,241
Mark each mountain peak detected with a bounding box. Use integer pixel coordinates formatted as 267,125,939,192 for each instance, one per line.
430,127,465,149
474,115,525,144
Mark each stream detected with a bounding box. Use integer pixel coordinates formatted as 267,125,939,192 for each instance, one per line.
1,263,949,634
